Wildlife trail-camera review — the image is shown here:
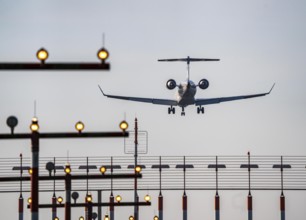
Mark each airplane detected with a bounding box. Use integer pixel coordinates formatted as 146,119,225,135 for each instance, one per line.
98,56,274,116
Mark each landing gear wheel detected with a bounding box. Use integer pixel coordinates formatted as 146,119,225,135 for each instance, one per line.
181,112,185,116
197,106,204,114
168,107,175,114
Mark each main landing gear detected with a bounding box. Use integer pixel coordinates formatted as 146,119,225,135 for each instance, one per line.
197,106,204,114
168,106,175,114
181,107,185,116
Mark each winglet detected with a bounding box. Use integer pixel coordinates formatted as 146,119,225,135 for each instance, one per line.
98,85,106,96
268,83,275,94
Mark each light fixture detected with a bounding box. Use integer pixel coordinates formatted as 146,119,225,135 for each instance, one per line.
86,193,92,202
36,48,49,64
129,216,134,220
104,214,110,220
54,217,59,220
75,121,84,133
100,166,107,174
119,120,128,131
28,168,33,175
27,197,32,204
153,215,159,220
57,196,63,204
135,165,142,173
65,164,71,174
30,117,39,132
79,217,84,220
115,195,122,203
144,194,151,202
97,48,109,62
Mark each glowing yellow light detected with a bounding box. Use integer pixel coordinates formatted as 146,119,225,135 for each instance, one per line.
75,121,84,133
86,193,92,202
57,196,63,204
153,215,159,220
28,168,33,175
115,195,122,203
79,217,85,220
97,48,109,61
144,194,151,202
104,214,110,220
119,120,128,131
30,117,39,132
54,217,59,220
100,166,107,174
36,48,49,63
27,197,32,204
129,216,134,220
65,164,71,174
135,166,142,173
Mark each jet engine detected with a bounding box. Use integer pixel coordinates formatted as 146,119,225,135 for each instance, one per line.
166,79,177,90
198,79,209,90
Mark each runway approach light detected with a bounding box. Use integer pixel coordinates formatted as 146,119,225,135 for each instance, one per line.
75,121,84,133
79,217,84,220
27,197,32,204
153,216,159,220
104,214,110,220
28,168,33,175
100,166,107,174
129,216,134,220
135,165,142,173
57,196,63,204
116,195,122,203
97,48,109,62
144,194,151,202
65,164,71,174
86,193,92,202
30,117,39,132
36,48,49,64
119,120,128,132
54,217,59,220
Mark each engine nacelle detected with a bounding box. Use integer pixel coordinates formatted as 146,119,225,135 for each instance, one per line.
166,79,177,90
198,79,209,90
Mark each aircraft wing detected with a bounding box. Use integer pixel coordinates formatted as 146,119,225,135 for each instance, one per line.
98,85,178,106
195,84,275,106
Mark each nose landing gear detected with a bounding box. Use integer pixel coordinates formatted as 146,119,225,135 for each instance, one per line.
181,107,185,116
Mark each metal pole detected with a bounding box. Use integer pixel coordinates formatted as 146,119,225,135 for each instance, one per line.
98,190,102,220
110,157,114,220
183,156,187,220
65,166,71,220
215,156,220,220
31,131,39,220
134,118,139,220
52,195,57,220
247,152,252,220
19,195,24,220
280,156,285,220
158,156,163,220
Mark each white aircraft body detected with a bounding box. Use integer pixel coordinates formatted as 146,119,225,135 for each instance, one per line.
99,56,274,116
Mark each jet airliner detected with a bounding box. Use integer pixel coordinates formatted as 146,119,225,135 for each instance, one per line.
99,56,274,116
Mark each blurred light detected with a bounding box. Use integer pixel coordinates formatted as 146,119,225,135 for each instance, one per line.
27,197,32,204
135,165,142,173
144,194,151,202
36,48,49,63
100,166,107,174
54,217,59,220
119,120,128,131
30,117,39,132
28,168,33,175
153,215,159,220
65,164,71,174
79,217,84,220
57,196,63,204
75,121,84,133
97,48,109,62
86,193,92,202
115,195,122,203
104,214,109,220
129,216,134,220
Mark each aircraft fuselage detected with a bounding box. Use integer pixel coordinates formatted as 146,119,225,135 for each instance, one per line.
176,80,197,107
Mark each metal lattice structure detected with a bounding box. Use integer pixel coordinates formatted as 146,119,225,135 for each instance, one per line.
0,155,306,193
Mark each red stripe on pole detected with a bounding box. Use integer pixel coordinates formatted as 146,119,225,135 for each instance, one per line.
215,195,220,211
183,195,187,210
31,167,39,212
158,195,163,211
280,195,285,211
19,197,24,212
247,195,252,211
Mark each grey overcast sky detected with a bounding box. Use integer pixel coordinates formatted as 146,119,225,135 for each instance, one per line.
0,0,306,219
